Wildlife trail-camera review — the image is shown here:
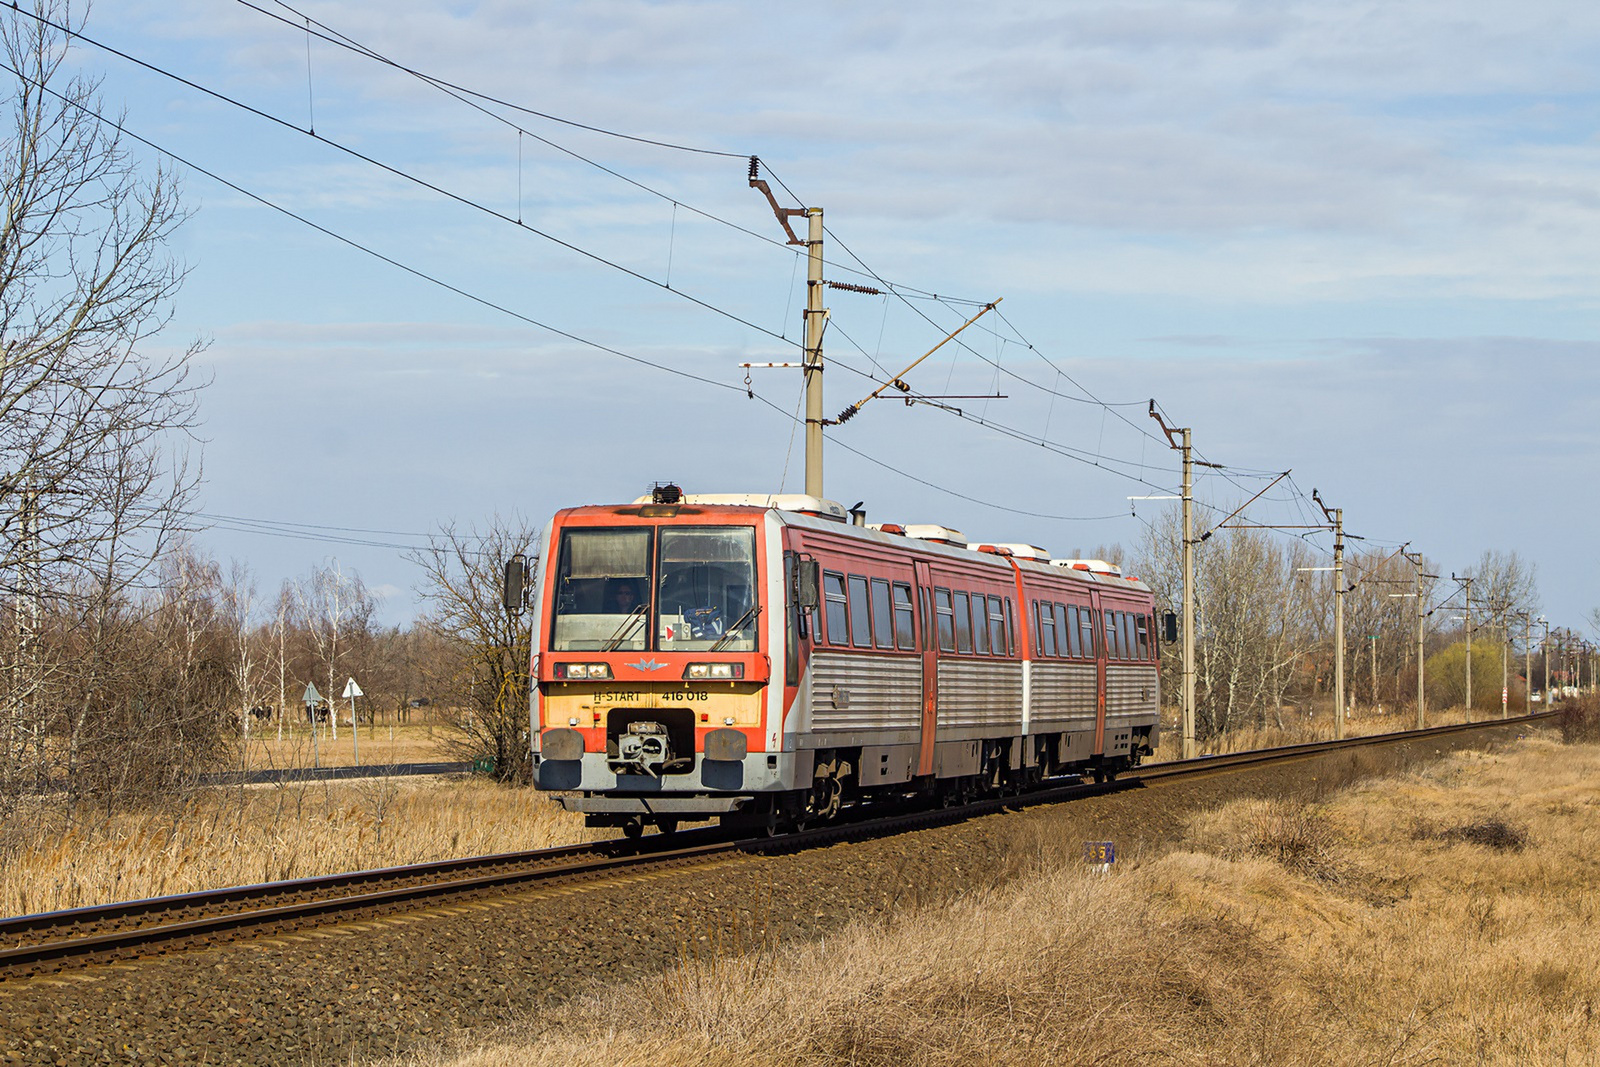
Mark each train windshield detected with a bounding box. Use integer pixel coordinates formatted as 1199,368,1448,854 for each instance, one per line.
656,527,757,652
549,525,757,653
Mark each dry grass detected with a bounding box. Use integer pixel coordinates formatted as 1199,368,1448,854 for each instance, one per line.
0,778,594,917
390,733,1600,1067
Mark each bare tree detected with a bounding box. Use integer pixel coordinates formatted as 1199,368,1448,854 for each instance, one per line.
220,560,258,736
0,2,204,809
294,560,373,742
1134,506,1323,737
410,518,537,783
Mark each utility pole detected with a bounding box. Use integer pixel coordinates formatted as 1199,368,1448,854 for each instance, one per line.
802,207,825,498
1500,628,1508,719
1402,550,1427,729
1452,574,1474,714
1370,634,1379,708
1540,617,1551,708
1313,492,1346,739
1149,404,1197,759
749,159,826,498
1517,612,1532,714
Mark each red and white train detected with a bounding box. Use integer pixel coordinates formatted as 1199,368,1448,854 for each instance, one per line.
521,486,1161,835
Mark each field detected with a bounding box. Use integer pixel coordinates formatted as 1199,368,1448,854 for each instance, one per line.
0,777,594,917
233,718,457,770
391,728,1600,1066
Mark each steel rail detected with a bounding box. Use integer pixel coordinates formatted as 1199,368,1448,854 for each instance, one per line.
0,711,1553,980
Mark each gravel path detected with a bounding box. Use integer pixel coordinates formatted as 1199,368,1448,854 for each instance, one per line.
0,726,1529,1065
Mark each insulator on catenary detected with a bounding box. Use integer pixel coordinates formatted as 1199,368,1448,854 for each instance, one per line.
826,280,883,295
836,405,859,424
748,156,760,181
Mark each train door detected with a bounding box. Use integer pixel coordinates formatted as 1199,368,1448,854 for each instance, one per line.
1089,587,1106,756
913,559,937,776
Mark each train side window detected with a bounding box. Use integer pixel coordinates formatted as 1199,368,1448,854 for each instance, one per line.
1121,613,1135,661
848,575,873,648
934,588,955,652
1065,605,1079,657
1082,608,1099,658
988,596,1006,656
1003,598,1015,655
871,579,894,650
1135,614,1150,660
972,592,990,655
952,592,973,653
1054,603,1070,658
892,583,916,650
823,571,849,647
1105,611,1121,660
1036,600,1055,657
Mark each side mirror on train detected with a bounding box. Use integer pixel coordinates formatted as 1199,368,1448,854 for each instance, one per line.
1162,611,1178,643
797,559,820,612
503,554,527,614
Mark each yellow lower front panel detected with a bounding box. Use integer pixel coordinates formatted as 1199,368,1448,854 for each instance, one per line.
542,681,765,728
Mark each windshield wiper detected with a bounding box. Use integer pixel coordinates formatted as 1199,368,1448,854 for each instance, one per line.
604,606,647,651
709,604,761,652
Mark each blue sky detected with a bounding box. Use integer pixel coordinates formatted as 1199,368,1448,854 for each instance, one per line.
50,1,1600,627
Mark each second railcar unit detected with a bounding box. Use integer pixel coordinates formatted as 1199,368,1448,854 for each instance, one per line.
526,490,1160,834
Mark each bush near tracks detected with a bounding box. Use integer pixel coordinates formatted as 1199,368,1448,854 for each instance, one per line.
393,735,1600,1067
1558,695,1600,744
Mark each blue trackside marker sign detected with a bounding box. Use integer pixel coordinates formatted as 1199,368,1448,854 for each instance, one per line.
1084,841,1116,866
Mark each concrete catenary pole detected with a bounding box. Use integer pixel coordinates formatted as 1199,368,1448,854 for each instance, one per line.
1333,508,1345,739
1520,612,1532,714
1463,577,1473,713
1403,550,1426,729
803,207,825,499
1181,429,1195,758
1148,404,1197,759
1541,617,1551,708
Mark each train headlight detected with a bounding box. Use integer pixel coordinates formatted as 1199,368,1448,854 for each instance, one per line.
553,663,613,680
684,663,743,680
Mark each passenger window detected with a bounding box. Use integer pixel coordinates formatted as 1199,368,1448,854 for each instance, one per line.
892,583,916,650
823,571,848,647
1036,601,1056,657
1082,609,1099,658
989,596,1007,656
935,588,955,652
1105,611,1121,660
848,575,872,648
1121,613,1135,661
1055,603,1070,658
871,579,894,650
1135,614,1150,660
953,592,973,653
973,592,990,655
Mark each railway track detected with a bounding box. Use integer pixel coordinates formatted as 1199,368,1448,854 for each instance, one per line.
0,712,1550,982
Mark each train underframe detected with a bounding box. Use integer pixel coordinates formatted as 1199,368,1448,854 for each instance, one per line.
558,725,1157,838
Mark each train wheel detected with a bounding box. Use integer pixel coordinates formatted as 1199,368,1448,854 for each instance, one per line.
622,818,645,840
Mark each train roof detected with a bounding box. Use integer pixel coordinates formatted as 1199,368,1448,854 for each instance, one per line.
577,493,1151,593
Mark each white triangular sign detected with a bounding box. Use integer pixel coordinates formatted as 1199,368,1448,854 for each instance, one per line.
303,682,321,703
342,677,364,699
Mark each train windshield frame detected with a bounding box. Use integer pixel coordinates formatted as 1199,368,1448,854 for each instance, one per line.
549,524,758,653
